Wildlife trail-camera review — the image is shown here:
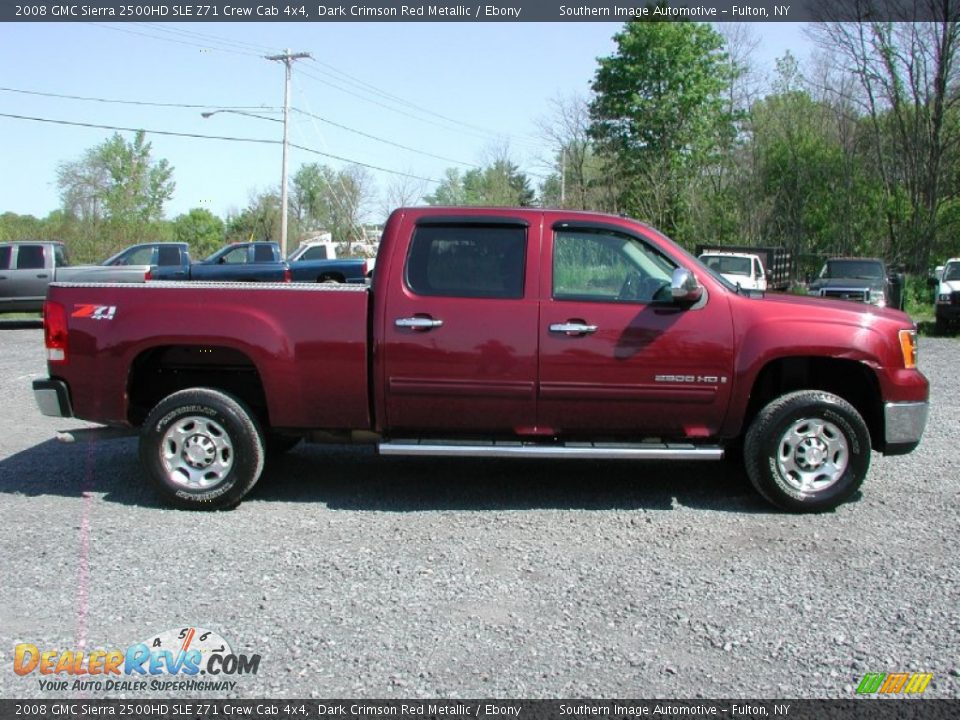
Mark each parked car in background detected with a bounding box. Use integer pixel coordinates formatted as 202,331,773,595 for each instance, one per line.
696,243,792,291
934,257,960,333
807,257,904,310
102,242,191,281
0,241,150,314
699,251,768,292
104,240,368,284
287,241,369,283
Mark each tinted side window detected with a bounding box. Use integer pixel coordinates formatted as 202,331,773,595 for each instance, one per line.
16,245,46,270
157,246,182,266
302,246,328,260
406,225,526,299
0,246,10,270
54,245,68,267
253,245,274,263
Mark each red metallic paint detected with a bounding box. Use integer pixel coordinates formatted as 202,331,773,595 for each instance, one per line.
46,207,928,446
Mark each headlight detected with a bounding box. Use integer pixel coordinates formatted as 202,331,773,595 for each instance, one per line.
938,293,950,304
899,329,918,369
868,291,886,307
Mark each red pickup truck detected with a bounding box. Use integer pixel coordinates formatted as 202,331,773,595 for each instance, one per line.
32,208,929,512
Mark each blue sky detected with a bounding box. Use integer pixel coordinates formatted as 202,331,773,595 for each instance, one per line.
0,21,812,223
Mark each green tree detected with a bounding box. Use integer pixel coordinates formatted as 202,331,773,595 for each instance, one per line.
54,131,175,255
57,131,174,224
425,160,535,207
291,163,375,245
172,208,225,258
225,190,282,244
812,17,960,271
589,19,738,238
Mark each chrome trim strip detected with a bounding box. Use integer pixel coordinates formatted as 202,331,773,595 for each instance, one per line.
379,441,723,461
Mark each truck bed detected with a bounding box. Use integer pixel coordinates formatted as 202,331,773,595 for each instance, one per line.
46,281,371,431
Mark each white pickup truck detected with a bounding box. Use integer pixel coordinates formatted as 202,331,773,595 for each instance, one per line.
935,257,960,333
698,251,768,292
0,241,150,314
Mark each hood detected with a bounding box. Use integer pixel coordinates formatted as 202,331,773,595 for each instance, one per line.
940,280,960,293
741,290,910,325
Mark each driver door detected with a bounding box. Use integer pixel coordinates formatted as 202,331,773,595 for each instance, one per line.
537,224,735,438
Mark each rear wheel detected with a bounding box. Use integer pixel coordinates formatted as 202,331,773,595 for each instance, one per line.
744,390,871,512
139,388,265,510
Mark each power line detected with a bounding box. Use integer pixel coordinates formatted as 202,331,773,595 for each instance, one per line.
86,22,266,58
0,112,443,184
85,21,545,152
291,107,480,169
297,67,520,148
305,57,543,147
0,85,280,112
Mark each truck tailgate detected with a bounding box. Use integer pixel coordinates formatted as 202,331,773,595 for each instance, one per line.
48,281,371,430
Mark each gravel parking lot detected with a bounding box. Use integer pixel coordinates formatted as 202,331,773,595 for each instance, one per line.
1,322,957,700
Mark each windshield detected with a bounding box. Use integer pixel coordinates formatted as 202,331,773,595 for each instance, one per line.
701,255,751,276
820,260,884,280
943,262,960,282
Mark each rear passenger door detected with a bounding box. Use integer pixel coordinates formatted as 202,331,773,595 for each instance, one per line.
6,244,50,301
382,215,540,434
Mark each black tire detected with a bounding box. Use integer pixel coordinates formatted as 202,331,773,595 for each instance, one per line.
139,388,265,510
744,390,871,513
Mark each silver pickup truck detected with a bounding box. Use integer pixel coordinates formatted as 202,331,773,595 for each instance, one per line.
0,241,151,314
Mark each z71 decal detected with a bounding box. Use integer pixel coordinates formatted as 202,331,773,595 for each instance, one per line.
72,304,116,320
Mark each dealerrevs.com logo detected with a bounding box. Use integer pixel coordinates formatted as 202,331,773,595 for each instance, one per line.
14,627,261,693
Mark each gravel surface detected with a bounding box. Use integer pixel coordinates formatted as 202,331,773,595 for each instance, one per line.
1,323,958,699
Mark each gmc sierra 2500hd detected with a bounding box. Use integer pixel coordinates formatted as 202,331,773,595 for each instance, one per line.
33,208,929,512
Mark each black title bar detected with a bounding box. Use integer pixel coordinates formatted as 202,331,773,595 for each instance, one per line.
1,0,954,22
1,699,959,720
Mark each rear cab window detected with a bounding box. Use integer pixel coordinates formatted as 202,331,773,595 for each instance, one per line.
405,224,527,299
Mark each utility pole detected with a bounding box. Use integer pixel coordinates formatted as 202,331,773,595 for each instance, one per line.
266,49,311,258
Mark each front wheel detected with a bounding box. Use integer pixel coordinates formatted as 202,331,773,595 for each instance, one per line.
139,388,265,510
744,390,871,512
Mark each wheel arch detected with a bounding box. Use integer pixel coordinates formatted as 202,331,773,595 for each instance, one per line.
127,344,270,428
738,356,884,451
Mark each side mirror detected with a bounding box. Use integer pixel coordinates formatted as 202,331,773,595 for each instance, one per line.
671,268,704,304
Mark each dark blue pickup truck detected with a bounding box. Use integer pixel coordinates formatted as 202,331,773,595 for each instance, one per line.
103,242,368,283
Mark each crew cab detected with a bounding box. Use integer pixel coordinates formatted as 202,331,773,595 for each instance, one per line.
0,241,150,314
32,208,929,513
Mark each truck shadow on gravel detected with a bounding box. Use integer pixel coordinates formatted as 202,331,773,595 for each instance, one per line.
0,437,777,513
0,318,43,329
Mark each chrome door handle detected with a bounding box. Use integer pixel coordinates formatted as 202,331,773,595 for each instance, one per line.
395,317,444,330
549,322,598,335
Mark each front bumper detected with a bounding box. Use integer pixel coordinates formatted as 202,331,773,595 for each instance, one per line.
883,401,929,455
33,379,73,418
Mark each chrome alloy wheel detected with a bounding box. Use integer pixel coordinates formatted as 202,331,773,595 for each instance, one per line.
160,415,234,489
776,417,849,495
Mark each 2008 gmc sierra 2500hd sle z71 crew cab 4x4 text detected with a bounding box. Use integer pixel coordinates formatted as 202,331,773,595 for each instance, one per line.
32,208,929,512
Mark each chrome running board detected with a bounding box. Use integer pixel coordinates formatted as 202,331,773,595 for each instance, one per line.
378,440,723,461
